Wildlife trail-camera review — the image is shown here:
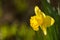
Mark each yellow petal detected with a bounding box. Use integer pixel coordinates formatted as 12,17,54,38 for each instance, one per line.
40,26,47,35
32,26,39,31
51,17,55,26
34,6,46,17
41,15,55,27
34,6,41,16
35,16,43,25
30,16,39,31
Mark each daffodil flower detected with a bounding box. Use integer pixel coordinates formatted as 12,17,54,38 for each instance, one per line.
30,6,55,35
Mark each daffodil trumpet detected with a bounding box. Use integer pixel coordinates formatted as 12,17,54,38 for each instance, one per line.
30,6,55,35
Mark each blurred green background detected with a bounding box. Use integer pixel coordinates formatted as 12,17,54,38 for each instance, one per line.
0,0,60,40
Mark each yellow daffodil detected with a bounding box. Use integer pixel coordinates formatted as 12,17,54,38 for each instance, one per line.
30,6,55,35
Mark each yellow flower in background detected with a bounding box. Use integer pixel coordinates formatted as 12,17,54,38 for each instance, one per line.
30,6,55,35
